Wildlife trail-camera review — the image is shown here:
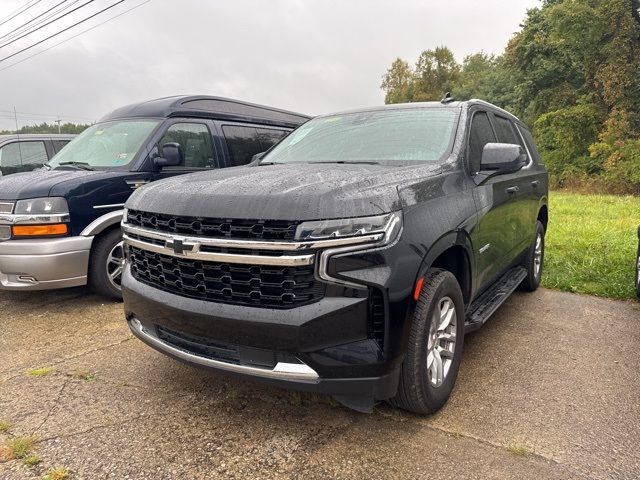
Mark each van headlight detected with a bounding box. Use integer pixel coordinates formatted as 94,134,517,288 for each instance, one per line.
295,211,402,245
14,197,69,215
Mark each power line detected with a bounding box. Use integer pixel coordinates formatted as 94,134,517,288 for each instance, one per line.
0,109,95,120
0,1,84,44
0,0,125,63
0,0,69,42
0,0,151,73
0,0,96,50
0,0,45,28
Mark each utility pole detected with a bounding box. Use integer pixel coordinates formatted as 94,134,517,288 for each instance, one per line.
55,118,61,134
13,107,23,165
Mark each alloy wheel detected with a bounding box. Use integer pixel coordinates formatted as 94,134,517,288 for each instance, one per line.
534,233,543,278
106,240,125,291
426,296,457,388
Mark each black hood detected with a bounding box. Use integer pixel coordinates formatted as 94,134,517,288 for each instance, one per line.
0,169,132,200
126,163,442,221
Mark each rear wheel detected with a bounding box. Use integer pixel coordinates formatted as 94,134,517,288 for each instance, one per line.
520,221,545,292
88,228,124,301
392,268,465,414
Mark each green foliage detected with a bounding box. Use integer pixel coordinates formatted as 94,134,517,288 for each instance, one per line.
380,0,640,193
413,46,460,101
0,121,90,135
543,191,640,299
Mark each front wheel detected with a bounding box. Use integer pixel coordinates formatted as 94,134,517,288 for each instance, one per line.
88,228,125,301
391,268,465,414
520,220,545,292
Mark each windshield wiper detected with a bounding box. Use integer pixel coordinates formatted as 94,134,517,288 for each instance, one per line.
56,161,94,171
311,161,382,165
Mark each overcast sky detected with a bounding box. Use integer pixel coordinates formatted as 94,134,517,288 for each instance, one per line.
0,0,539,131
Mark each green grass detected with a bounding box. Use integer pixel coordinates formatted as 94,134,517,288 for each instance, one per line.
23,454,41,466
507,444,528,456
543,191,640,299
26,366,53,377
0,420,10,433
42,467,69,480
0,436,36,460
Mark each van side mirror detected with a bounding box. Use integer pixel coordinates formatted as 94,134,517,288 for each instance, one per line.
153,143,183,169
480,143,526,174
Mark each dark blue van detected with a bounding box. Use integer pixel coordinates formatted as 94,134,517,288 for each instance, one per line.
0,95,309,299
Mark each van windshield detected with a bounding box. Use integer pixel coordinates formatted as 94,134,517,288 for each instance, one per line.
261,108,459,165
48,120,160,170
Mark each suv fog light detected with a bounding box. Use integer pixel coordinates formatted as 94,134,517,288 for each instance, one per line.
0,225,10,240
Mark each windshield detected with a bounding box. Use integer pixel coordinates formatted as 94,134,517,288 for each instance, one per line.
261,108,459,165
48,119,160,169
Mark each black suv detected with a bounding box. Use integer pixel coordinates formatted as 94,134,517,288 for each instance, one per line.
121,100,548,413
0,96,308,298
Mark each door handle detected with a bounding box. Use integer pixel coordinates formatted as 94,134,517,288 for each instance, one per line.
531,180,539,188
506,186,519,194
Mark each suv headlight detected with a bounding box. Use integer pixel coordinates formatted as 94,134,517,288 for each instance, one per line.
14,197,69,215
295,211,402,245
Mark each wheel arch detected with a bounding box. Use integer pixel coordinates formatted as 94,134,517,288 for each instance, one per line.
415,231,473,306
80,210,123,237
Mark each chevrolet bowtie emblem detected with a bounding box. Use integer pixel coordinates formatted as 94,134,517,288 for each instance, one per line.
166,238,195,255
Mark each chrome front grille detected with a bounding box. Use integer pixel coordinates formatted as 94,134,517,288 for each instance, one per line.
128,246,324,308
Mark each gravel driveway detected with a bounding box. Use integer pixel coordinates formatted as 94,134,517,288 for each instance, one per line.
1,287,638,479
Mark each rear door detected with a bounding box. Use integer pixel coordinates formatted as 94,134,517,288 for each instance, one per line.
468,110,518,293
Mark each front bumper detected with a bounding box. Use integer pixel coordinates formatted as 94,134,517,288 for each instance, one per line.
0,236,93,290
122,266,401,400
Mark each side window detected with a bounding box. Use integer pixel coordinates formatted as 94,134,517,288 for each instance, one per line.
53,140,71,153
518,126,542,165
493,116,521,145
157,123,216,169
222,125,263,167
0,141,48,174
467,112,496,174
256,128,289,151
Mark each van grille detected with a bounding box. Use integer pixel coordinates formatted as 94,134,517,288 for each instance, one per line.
128,246,324,309
127,209,300,240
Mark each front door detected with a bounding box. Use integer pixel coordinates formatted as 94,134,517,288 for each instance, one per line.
467,110,519,294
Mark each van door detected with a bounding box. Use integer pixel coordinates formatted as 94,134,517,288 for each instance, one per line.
149,120,221,184
468,110,518,293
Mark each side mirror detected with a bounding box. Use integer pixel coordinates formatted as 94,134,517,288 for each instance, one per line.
480,143,526,174
250,152,266,165
153,142,183,169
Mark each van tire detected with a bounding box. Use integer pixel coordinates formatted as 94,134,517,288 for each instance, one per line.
519,221,545,292
88,228,124,301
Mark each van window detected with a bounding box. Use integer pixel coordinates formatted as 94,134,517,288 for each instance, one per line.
468,112,496,174
222,126,263,167
52,140,71,153
158,123,216,169
0,141,48,174
256,128,289,150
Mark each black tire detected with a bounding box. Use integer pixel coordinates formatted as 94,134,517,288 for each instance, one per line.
519,221,545,292
391,268,465,414
88,228,125,301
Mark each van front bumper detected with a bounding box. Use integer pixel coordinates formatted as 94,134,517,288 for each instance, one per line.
0,236,93,290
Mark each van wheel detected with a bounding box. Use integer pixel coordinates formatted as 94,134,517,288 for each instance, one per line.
88,228,124,301
391,268,464,414
519,221,545,292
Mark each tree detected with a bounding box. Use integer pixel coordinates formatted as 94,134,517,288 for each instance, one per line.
413,47,461,101
381,58,414,104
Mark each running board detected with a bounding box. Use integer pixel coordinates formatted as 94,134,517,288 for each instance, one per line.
464,267,527,334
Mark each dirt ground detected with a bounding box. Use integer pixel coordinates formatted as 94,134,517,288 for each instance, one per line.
0,287,638,479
